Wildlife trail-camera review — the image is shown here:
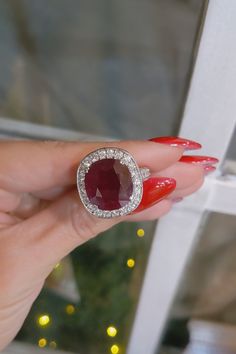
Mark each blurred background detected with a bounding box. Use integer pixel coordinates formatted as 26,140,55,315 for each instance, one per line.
0,0,203,139
1,1,236,354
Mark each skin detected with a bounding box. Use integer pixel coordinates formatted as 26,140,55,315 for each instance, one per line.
0,140,204,350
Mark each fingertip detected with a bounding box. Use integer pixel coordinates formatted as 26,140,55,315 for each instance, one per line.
177,162,205,186
127,199,173,222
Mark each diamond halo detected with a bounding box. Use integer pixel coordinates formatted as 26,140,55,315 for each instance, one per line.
77,147,150,218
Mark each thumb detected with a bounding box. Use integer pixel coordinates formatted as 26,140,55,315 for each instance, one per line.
6,189,119,279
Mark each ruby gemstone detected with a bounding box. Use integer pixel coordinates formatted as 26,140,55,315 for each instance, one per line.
85,159,133,210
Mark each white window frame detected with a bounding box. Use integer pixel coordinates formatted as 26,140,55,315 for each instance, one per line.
127,1,236,353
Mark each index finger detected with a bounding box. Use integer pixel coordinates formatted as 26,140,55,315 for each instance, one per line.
0,140,183,193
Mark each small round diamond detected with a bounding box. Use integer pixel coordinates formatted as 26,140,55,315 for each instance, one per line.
98,150,106,159
83,160,91,167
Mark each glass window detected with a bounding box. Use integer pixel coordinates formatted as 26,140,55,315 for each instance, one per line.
0,0,203,139
157,212,236,353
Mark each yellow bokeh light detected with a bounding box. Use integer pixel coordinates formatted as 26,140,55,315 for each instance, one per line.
111,344,120,354
127,258,135,268
137,228,145,237
38,338,47,348
54,262,61,270
38,314,50,327
66,304,75,315
49,341,57,349
107,326,118,337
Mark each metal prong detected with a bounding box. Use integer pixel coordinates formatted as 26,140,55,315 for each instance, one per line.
140,167,151,180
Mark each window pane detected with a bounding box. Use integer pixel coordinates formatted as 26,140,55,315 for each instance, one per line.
0,0,203,139
157,212,236,353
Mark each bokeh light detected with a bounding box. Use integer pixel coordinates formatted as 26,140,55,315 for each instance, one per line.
65,304,75,315
38,314,50,327
137,228,145,237
38,338,47,348
54,262,61,270
49,341,57,349
107,326,118,337
127,258,135,268
110,344,120,354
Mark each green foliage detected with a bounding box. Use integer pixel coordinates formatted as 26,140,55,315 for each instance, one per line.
17,221,154,353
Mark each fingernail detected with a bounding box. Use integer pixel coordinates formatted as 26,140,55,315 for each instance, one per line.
180,155,219,165
172,197,183,203
149,136,202,150
134,177,176,213
204,165,217,174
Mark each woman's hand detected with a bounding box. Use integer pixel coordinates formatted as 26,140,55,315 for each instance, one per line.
0,138,217,350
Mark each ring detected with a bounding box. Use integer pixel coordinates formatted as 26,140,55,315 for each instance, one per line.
77,147,150,218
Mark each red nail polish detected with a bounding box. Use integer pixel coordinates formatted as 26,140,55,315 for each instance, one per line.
134,177,176,213
204,165,216,174
180,155,219,165
149,136,202,150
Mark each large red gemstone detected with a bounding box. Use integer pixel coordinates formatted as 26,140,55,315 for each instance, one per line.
85,159,133,210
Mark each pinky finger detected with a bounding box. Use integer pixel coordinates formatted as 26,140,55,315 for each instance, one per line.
167,177,204,200
127,199,173,222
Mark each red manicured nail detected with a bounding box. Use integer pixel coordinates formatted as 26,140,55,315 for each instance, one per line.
204,165,216,174
149,136,202,150
180,155,219,165
134,177,176,213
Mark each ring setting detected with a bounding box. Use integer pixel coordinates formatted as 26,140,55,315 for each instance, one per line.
77,147,150,218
